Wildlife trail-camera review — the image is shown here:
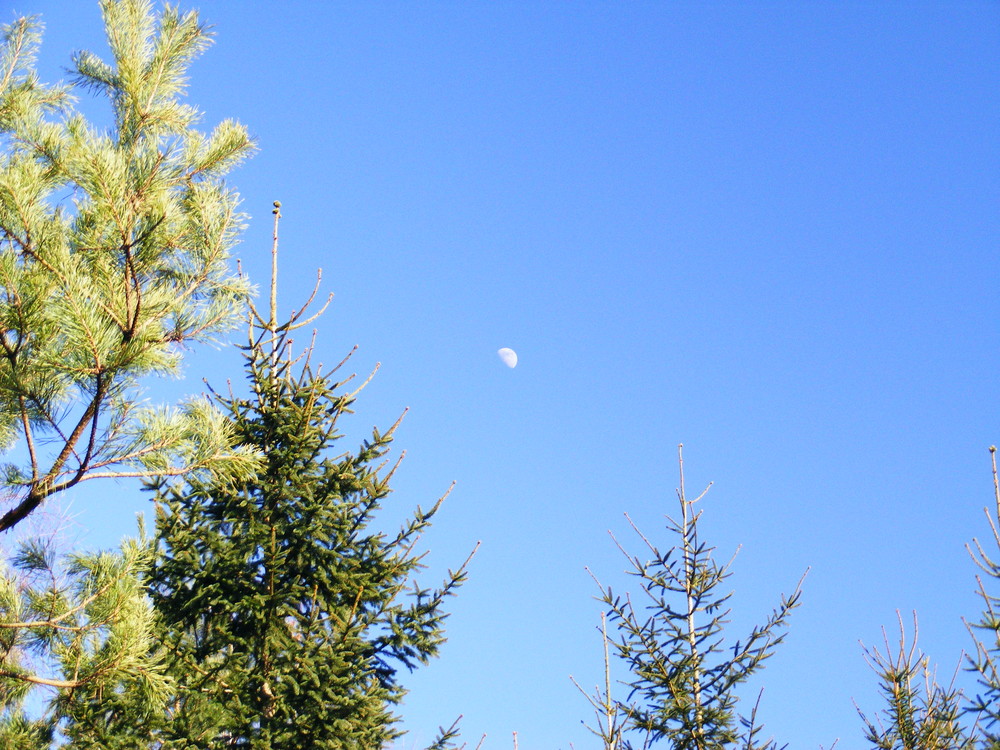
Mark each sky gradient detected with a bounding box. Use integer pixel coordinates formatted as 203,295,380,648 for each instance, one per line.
6,1,1000,747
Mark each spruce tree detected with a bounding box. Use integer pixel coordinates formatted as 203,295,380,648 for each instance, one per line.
0,0,259,532
963,445,1000,741
852,448,1000,748
590,446,804,750
148,204,475,749
855,612,972,750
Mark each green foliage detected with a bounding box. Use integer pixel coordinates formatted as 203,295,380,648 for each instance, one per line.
573,612,647,750
147,208,474,749
853,446,1000,748
0,524,169,748
0,0,260,532
5,2,999,749
0,0,265,744
591,446,804,750
965,446,1000,741
856,612,973,750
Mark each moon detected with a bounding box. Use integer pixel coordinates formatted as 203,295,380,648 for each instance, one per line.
497,347,518,368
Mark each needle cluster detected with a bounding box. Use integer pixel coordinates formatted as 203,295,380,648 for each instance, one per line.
0,0,260,532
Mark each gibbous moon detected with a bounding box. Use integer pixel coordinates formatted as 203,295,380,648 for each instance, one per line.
497,347,518,368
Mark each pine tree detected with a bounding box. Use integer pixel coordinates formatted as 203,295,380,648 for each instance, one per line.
0,1,260,744
0,524,170,747
148,203,475,749
590,445,804,750
0,0,260,532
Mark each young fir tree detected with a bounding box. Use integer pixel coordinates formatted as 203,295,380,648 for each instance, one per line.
590,445,804,750
147,203,475,749
854,445,1000,748
855,612,973,750
0,0,259,533
965,445,1000,740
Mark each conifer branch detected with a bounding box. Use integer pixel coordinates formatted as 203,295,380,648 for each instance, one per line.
0,0,257,530
348,362,382,399
0,668,94,690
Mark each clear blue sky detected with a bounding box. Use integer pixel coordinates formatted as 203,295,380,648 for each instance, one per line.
7,0,1000,746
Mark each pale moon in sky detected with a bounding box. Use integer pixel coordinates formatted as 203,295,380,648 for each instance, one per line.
497,347,518,368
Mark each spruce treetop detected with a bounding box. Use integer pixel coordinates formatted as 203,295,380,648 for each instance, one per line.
590,446,805,750
148,205,477,749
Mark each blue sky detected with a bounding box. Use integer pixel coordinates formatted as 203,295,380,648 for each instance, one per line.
6,0,1000,746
